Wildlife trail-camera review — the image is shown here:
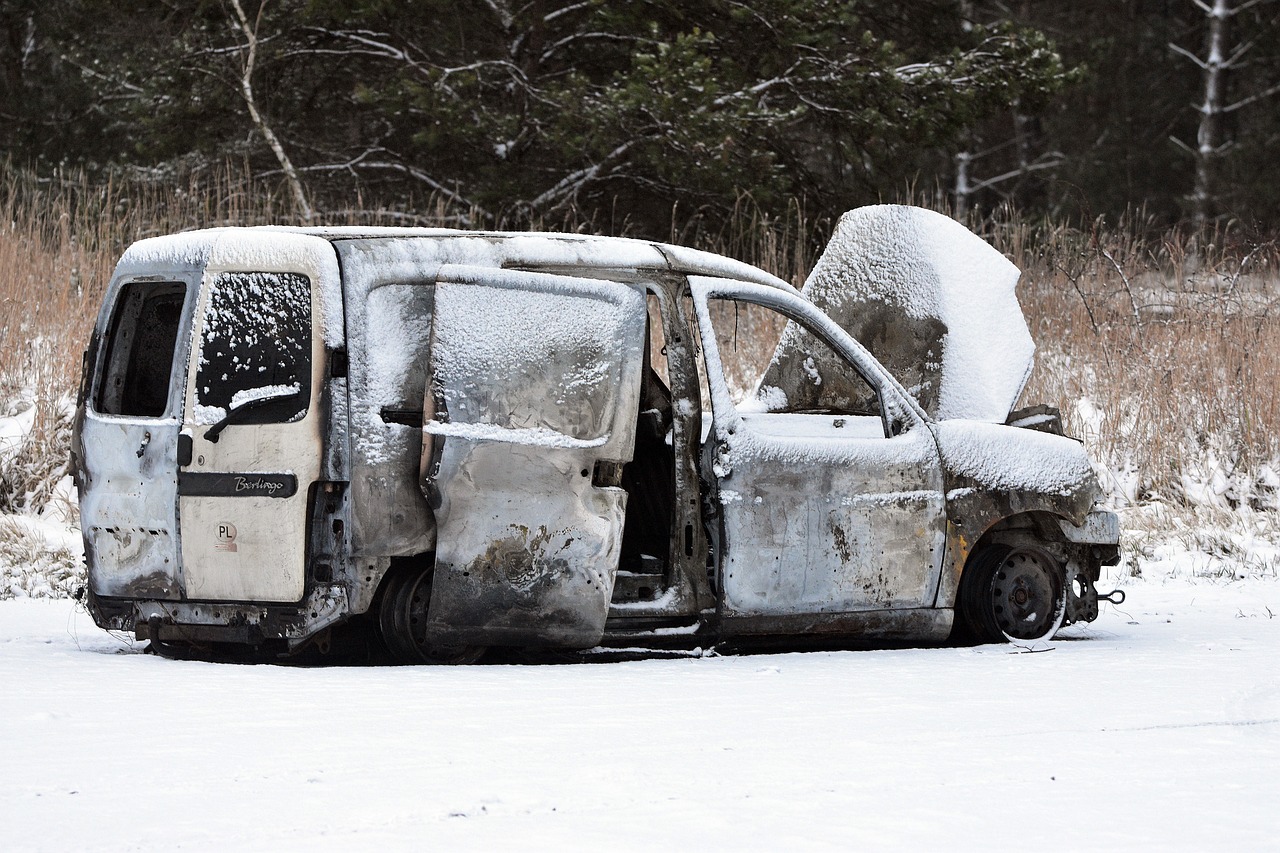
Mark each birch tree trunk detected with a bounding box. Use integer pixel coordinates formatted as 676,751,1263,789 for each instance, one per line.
229,0,312,221
1191,0,1230,229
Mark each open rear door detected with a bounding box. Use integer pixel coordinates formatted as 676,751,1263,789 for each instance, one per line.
422,266,647,647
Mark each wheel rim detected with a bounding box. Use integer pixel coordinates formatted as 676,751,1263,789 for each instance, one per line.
396,570,485,664
989,547,1066,641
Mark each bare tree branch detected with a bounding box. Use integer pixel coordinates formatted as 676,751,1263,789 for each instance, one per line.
296,152,488,222
1224,79,1280,112
528,141,635,211
1169,42,1210,69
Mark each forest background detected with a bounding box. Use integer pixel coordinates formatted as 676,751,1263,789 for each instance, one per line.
3,0,1279,231
3,0,1280,594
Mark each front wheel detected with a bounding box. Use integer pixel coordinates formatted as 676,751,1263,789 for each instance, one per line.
957,544,1067,644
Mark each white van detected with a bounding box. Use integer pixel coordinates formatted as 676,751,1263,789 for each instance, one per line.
72,209,1120,662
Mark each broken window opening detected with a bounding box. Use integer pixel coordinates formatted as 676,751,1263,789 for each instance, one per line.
96,281,187,417
704,295,886,424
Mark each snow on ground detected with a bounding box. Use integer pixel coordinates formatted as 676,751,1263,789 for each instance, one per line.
2,578,1277,851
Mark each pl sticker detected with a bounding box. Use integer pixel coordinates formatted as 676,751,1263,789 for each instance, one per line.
215,522,238,552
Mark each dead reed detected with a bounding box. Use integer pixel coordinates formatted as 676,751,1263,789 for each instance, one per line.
2,165,1278,539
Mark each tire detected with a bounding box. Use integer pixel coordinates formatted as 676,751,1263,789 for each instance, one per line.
957,544,1067,645
377,567,486,665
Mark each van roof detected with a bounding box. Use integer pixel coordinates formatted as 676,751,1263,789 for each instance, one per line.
116,226,799,295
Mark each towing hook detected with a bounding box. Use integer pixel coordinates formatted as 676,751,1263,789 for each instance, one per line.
1098,589,1126,606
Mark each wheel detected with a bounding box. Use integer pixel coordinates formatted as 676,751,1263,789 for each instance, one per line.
378,567,486,665
958,544,1067,644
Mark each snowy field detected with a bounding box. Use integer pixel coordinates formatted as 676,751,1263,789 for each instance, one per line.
2,579,1278,851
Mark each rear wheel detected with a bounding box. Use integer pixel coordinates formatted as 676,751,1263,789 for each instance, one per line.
958,544,1067,644
378,567,486,665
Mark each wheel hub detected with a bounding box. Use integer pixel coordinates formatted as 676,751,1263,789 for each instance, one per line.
989,547,1065,641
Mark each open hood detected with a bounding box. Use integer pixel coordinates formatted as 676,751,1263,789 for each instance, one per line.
759,205,1034,422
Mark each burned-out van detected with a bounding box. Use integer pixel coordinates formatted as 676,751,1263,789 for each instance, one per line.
72,205,1121,662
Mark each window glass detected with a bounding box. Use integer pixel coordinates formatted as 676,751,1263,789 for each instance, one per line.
194,272,311,425
705,295,883,419
96,281,186,417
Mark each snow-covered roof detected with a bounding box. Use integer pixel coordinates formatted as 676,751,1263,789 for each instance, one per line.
116,226,792,292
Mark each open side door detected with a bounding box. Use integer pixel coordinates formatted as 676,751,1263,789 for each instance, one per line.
423,266,647,647
690,278,948,632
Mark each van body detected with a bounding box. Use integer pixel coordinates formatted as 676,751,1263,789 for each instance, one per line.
72,223,1120,661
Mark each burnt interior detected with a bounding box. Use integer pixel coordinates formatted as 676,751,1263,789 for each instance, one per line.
96,281,186,417
617,296,676,598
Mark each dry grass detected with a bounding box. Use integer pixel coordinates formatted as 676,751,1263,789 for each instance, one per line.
1003,213,1280,511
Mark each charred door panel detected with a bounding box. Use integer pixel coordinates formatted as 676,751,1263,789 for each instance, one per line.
423,267,647,647
690,278,947,624
79,277,194,600
714,424,946,615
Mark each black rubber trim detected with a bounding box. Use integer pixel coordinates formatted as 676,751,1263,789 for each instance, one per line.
178,472,298,498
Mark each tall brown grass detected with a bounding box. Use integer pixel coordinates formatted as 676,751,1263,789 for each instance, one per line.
997,211,1280,512
3,165,1279,537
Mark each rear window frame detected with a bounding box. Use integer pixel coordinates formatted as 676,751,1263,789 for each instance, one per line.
93,279,189,419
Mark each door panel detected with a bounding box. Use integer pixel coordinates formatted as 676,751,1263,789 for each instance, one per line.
178,270,325,603
81,279,193,599
690,279,947,620
423,266,647,647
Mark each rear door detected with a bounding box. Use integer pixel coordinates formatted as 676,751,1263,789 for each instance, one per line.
79,276,194,600
422,266,647,647
177,264,328,603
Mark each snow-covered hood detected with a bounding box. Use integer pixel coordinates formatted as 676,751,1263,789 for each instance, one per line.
762,205,1034,422
934,420,1097,502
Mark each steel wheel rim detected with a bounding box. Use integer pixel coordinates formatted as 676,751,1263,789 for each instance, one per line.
403,571,483,664
990,547,1065,641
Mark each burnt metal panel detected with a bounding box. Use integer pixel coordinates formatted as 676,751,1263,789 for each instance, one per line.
78,265,202,601
336,240,452,558
422,268,647,647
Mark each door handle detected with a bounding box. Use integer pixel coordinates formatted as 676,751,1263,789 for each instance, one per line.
177,433,193,467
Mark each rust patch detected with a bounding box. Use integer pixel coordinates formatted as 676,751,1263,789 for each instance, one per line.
470,524,565,590
830,523,852,564
117,571,182,599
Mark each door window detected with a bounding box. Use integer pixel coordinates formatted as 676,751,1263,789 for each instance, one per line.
703,294,886,430
193,272,312,425
96,281,186,417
